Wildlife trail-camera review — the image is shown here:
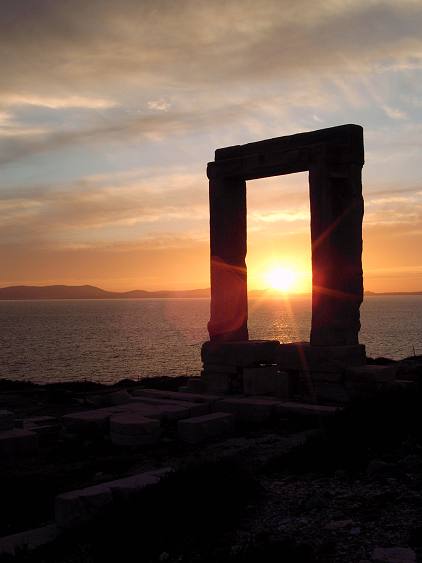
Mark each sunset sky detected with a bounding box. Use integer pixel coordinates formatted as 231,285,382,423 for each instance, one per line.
1,0,422,292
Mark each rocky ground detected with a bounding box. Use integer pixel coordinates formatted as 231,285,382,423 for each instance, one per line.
0,358,421,562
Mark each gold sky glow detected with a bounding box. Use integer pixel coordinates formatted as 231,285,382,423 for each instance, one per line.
0,0,422,292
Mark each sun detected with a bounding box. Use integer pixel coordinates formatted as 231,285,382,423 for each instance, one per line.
264,266,298,292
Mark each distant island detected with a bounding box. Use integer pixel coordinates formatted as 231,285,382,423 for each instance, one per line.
0,285,210,300
0,284,422,300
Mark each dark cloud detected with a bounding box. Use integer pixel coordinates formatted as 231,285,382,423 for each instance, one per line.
0,0,421,97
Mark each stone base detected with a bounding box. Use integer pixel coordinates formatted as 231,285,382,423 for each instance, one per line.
277,342,366,372
243,366,289,398
201,340,280,367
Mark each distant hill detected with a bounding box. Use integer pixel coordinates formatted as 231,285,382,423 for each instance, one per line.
0,285,421,300
0,285,210,300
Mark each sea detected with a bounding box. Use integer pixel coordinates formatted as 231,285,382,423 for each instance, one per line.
0,295,421,384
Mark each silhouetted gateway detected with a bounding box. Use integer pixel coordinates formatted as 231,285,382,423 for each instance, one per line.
200,125,367,399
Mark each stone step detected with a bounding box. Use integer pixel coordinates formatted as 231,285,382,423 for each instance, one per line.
132,388,221,404
131,396,210,418
178,412,234,444
110,413,161,446
55,468,171,528
0,524,59,557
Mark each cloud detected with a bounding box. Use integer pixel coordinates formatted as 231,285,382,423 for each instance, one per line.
0,94,117,109
148,99,171,112
0,168,209,246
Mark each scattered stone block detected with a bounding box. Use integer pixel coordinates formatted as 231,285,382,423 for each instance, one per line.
216,397,282,423
276,401,339,416
127,400,191,422
109,472,161,500
62,409,112,434
178,412,234,444
0,429,38,462
0,410,15,431
0,524,59,557
132,397,210,418
110,413,160,446
372,547,416,563
201,340,280,367
55,483,113,528
55,468,171,528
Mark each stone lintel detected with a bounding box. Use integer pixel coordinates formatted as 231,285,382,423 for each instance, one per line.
208,124,364,181
214,124,363,162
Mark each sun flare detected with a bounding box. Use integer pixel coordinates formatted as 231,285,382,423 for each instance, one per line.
264,266,298,292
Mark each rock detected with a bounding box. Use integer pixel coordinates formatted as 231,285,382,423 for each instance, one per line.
178,412,234,444
110,413,160,446
105,390,132,406
324,519,353,530
0,409,15,431
367,459,396,477
0,429,38,462
372,547,416,563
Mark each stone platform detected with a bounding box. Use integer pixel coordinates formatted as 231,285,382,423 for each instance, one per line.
200,339,401,404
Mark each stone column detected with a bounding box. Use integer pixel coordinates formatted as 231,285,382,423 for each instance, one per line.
207,176,248,342
309,161,364,345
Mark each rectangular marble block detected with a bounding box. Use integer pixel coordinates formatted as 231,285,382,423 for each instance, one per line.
277,342,366,372
201,340,280,367
178,412,234,444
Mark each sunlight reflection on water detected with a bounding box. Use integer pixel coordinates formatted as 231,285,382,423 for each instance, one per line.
0,295,421,383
